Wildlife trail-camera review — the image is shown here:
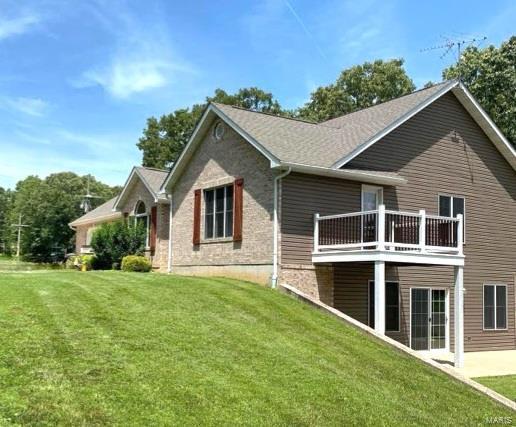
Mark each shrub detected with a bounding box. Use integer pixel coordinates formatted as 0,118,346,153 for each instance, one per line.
81,255,95,271
65,255,95,270
91,221,146,270
121,255,152,272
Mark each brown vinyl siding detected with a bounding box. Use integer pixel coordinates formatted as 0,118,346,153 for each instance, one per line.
280,92,516,351
280,173,362,265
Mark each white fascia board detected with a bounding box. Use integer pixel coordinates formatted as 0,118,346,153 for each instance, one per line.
274,162,407,186
161,104,281,192
332,80,459,168
69,212,123,228
114,167,159,210
160,106,213,192
453,83,516,171
312,250,465,266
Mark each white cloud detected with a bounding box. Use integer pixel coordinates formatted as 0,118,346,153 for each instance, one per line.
74,2,195,99
1,96,49,116
0,13,39,40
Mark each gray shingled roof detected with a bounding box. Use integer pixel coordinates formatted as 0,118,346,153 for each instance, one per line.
135,167,168,195
69,197,121,227
213,81,452,168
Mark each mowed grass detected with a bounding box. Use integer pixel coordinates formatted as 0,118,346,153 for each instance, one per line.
0,271,513,426
0,255,57,272
475,375,516,402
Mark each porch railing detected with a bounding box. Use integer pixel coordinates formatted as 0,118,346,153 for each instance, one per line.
314,205,463,255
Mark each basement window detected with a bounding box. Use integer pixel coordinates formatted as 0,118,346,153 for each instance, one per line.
204,185,233,239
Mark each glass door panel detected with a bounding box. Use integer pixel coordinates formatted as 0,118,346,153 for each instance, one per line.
411,289,429,350
431,289,446,350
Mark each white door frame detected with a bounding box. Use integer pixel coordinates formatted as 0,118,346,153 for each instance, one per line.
409,287,450,353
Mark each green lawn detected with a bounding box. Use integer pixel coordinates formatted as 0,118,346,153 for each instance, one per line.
0,271,513,425
475,375,516,401
0,255,57,272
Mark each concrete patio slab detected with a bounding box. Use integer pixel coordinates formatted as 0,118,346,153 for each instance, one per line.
428,350,516,378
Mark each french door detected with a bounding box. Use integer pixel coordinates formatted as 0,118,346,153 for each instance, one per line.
410,288,448,351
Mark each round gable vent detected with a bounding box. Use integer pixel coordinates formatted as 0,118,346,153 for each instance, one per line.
213,121,225,141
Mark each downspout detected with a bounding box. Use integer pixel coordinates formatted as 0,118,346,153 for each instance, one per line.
271,167,291,288
167,193,173,273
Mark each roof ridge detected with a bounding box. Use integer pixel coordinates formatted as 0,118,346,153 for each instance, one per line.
137,166,169,173
320,80,454,127
212,102,318,125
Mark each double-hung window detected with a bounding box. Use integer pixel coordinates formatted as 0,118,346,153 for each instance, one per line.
483,284,507,330
439,194,465,240
204,185,233,239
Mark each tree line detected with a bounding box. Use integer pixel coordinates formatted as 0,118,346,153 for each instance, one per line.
0,173,120,262
137,36,515,169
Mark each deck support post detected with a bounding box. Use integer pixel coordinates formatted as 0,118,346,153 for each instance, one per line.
454,265,464,368
374,260,386,334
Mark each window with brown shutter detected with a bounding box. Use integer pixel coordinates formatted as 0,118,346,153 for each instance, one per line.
150,206,157,254
233,178,243,242
193,189,201,245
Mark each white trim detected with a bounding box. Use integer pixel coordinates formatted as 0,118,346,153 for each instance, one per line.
332,81,516,172
374,260,386,334
408,287,450,353
361,184,383,211
368,280,400,333
453,83,516,170
438,193,466,243
202,184,234,240
113,167,161,211
332,81,459,168
312,249,465,266
167,193,173,273
273,162,406,186
454,266,464,368
161,104,280,191
68,212,122,227
482,283,508,331
272,167,292,288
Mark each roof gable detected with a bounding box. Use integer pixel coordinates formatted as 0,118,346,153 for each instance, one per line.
113,166,168,211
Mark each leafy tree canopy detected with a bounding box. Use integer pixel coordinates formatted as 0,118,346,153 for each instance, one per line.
297,59,416,122
137,87,284,169
5,172,118,261
443,36,515,145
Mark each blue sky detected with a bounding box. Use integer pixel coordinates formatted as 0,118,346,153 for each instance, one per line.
0,0,514,189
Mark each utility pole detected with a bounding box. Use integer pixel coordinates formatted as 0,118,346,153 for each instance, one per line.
11,214,29,258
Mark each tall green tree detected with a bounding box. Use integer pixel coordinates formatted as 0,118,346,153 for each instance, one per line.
0,187,14,254
9,172,118,262
443,36,515,146
297,59,416,122
137,87,284,169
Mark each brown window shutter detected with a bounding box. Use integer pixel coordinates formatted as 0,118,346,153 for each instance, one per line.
150,206,157,254
193,189,201,245
233,178,244,241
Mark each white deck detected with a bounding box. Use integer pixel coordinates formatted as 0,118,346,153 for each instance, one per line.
312,205,464,266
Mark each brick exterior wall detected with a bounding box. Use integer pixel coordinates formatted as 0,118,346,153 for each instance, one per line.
279,264,334,305
74,224,88,253
170,123,274,284
155,203,170,272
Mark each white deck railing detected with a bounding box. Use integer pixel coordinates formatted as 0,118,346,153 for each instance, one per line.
314,205,463,255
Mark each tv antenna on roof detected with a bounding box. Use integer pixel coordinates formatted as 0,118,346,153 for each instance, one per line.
420,35,487,78
80,176,103,213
